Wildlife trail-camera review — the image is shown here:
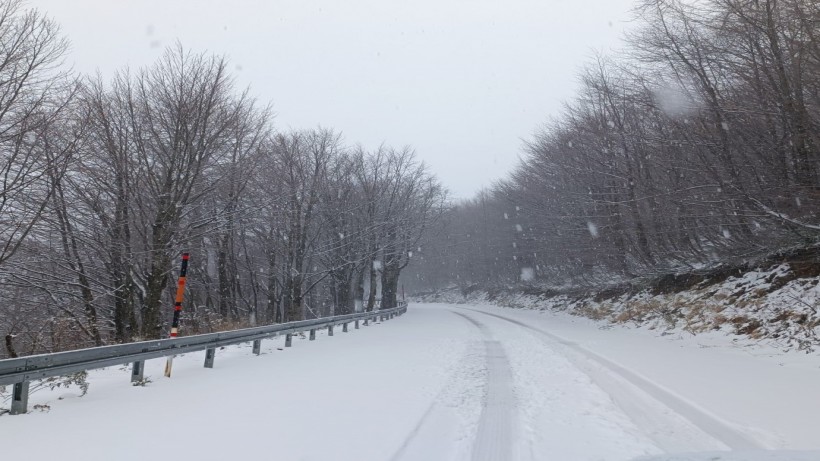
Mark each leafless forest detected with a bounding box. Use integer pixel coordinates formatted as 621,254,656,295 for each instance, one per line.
1,0,818,358
407,0,820,293
0,0,444,358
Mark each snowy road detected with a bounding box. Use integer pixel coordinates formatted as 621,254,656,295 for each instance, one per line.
2,303,820,461
460,307,757,453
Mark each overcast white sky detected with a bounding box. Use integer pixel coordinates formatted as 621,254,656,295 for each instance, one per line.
30,0,635,199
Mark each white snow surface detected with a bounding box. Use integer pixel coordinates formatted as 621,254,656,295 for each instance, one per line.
421,261,820,352
2,303,819,461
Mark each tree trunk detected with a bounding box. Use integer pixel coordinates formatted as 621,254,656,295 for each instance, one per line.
142,209,174,339
366,260,378,311
142,251,171,339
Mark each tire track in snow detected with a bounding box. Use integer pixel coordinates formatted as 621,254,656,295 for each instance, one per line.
451,311,517,461
461,307,761,452
388,399,446,461
389,312,486,461
390,311,517,461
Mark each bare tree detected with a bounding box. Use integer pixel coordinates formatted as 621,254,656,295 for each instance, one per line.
0,0,74,266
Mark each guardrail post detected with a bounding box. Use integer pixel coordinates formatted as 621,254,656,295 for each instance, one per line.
131,360,145,383
204,348,216,368
342,322,348,333
328,325,334,336
363,317,369,326
10,381,30,415
355,320,359,329
252,340,262,355
309,329,316,340
285,334,293,347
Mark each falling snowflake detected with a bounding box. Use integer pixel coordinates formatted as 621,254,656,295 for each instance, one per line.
587,221,599,238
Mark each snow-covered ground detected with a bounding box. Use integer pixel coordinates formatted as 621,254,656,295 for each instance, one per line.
423,261,820,353
2,303,819,461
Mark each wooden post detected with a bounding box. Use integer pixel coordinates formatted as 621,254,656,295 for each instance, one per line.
164,253,190,378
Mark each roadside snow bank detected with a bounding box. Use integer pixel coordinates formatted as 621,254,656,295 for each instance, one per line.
414,262,820,352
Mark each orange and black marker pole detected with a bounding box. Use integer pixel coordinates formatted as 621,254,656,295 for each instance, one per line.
169,252,190,337
164,252,189,377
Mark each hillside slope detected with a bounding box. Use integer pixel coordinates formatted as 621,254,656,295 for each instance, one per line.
416,252,820,352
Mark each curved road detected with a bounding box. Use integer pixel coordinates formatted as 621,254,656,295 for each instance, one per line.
4,303,820,461
392,304,820,460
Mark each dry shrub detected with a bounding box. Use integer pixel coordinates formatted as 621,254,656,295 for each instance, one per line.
712,314,729,329
577,302,613,321
710,291,728,301
751,288,768,298
612,298,660,324
733,317,763,336
681,299,713,333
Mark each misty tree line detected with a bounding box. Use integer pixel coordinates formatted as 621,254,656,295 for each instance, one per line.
407,0,820,293
0,0,444,358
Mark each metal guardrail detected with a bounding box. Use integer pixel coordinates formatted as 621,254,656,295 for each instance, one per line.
0,302,408,415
